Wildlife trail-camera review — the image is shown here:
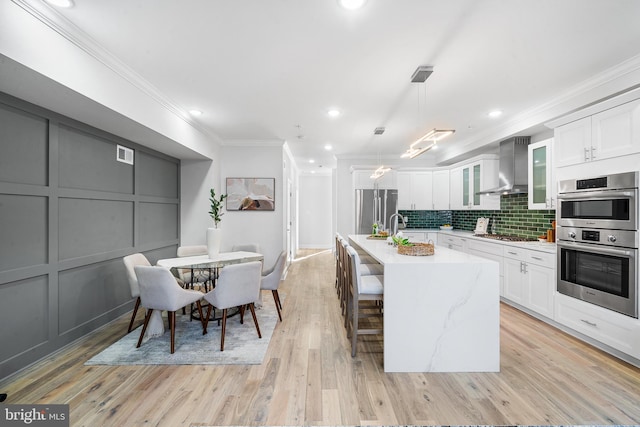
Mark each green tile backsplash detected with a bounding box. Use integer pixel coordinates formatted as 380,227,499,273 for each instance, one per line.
400,210,452,229
401,194,555,239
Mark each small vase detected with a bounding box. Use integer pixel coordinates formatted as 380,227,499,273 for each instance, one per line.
206,227,221,258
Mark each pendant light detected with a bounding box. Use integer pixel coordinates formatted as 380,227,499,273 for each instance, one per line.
401,65,455,159
370,127,390,180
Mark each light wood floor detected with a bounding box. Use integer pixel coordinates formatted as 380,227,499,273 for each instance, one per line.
2,248,640,426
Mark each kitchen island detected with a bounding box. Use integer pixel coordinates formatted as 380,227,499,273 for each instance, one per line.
348,234,500,373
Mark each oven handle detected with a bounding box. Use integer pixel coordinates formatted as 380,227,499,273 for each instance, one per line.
557,189,635,200
557,240,636,257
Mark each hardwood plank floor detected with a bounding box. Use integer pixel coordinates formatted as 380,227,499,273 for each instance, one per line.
2,248,640,426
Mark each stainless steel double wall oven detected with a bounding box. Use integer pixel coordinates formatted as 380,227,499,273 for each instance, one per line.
557,171,639,318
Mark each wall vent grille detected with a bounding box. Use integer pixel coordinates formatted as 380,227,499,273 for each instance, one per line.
116,145,134,165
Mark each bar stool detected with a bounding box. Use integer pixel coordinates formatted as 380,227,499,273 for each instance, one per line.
338,237,382,317
345,246,384,357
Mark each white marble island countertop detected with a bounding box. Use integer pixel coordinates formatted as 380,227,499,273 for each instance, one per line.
348,234,500,373
349,234,501,264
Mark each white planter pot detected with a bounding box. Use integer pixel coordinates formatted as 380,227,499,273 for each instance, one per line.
206,227,221,258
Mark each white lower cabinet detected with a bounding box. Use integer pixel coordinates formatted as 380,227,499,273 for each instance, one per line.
403,231,425,242
437,233,468,252
503,247,555,319
402,231,437,243
555,293,640,359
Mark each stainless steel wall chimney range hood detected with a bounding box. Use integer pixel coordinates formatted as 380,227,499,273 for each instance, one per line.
477,136,530,195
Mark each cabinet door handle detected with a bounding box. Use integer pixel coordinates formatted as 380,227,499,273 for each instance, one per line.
531,256,543,261
519,261,524,273
581,319,597,327
523,263,528,274
584,147,590,161
591,146,596,160
507,251,518,255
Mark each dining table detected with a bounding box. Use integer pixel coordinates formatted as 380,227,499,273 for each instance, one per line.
141,251,264,340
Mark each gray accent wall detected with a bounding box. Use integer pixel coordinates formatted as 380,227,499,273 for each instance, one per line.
0,93,180,379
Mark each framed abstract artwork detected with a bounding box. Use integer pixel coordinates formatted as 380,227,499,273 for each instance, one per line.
225,177,275,211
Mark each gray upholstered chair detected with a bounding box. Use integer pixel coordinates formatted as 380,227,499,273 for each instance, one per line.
260,250,287,321
345,246,384,357
232,243,261,253
123,253,151,333
133,265,205,354
176,245,212,290
202,261,262,351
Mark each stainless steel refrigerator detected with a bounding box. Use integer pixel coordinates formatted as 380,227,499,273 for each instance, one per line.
355,188,398,234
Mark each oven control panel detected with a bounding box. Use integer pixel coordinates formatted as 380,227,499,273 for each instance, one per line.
557,226,638,249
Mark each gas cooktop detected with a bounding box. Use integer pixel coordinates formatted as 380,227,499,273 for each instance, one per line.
474,234,537,242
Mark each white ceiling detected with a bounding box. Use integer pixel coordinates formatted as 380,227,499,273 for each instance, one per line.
11,0,640,172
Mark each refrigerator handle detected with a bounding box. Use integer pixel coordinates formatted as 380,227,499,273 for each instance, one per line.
372,192,377,227
381,190,387,230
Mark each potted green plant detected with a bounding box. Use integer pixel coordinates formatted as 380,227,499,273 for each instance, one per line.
206,188,227,257
208,188,227,228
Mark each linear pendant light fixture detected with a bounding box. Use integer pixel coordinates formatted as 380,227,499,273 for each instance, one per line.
401,129,456,158
402,65,455,159
370,127,391,180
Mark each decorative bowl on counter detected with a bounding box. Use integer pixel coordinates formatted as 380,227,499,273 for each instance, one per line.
439,225,453,230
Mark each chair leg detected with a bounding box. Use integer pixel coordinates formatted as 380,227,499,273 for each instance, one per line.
203,304,213,335
272,290,282,321
239,305,245,324
195,300,205,332
169,311,176,354
136,308,153,348
351,300,358,357
220,308,227,351
248,303,262,338
128,297,141,333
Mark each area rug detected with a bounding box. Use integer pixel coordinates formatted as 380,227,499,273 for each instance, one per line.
85,300,281,366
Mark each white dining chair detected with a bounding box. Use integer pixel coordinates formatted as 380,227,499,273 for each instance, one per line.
134,265,205,354
232,243,261,253
176,245,212,290
202,261,263,351
260,250,287,321
122,253,151,333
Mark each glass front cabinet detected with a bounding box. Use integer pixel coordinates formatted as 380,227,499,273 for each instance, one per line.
527,138,555,210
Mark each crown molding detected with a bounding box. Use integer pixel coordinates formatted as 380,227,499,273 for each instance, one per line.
11,0,220,141
437,53,640,164
222,139,284,147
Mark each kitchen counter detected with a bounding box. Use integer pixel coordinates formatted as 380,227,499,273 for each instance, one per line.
348,234,500,373
402,228,557,253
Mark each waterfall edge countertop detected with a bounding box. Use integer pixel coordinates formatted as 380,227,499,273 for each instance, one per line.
348,234,500,373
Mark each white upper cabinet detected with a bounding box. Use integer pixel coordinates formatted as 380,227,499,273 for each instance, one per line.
432,169,450,210
528,138,556,209
451,159,500,210
449,167,464,210
397,171,433,210
592,98,640,160
554,98,640,167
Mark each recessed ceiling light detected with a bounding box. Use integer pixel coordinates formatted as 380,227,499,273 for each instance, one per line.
309,159,315,164
339,0,367,10
45,0,74,7
327,109,340,118
488,110,503,118
189,109,203,116
324,144,333,151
